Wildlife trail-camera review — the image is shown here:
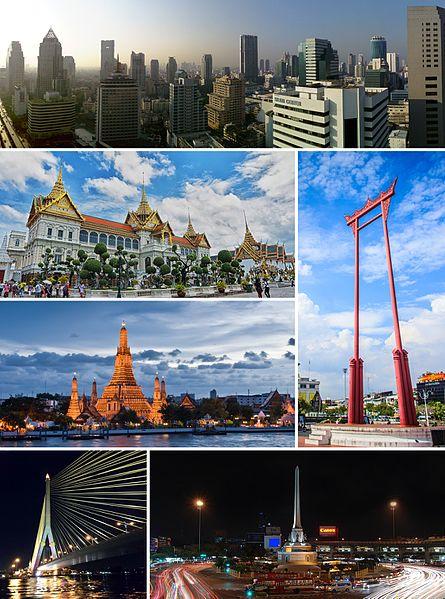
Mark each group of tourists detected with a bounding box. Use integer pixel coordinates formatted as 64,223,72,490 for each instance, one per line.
0,280,85,298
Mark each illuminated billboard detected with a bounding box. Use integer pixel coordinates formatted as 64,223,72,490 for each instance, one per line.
318,525,338,539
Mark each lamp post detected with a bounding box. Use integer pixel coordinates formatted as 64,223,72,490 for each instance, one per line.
418,388,432,428
195,499,204,556
389,500,398,539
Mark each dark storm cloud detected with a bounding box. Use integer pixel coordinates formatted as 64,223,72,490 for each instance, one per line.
197,363,232,370
243,350,269,361
233,360,272,370
192,353,228,363
133,349,165,360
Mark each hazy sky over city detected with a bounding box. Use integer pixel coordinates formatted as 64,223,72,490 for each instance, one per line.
0,302,295,398
299,151,445,400
1,0,442,69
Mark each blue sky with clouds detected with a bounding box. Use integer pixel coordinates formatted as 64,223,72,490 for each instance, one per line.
0,301,295,399
1,0,438,67
0,151,294,254
299,151,445,399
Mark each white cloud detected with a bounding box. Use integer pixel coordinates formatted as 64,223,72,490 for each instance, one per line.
106,151,175,185
299,292,445,400
236,151,295,201
0,152,58,191
0,205,27,224
81,177,140,212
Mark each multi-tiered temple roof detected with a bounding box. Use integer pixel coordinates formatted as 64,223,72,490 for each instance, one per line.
27,168,211,251
95,322,152,419
234,213,294,265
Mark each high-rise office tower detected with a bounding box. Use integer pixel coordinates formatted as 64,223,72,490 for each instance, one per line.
100,40,115,81
36,28,65,97
240,34,258,82
386,52,400,73
96,59,140,146
201,54,213,87
291,55,299,77
6,41,24,93
358,53,365,66
168,73,206,143
370,35,387,60
265,58,270,71
63,56,76,85
347,53,356,77
150,59,160,81
223,66,231,76
207,75,245,130
408,6,445,146
299,38,339,86
259,58,265,73
130,51,146,92
275,60,287,83
166,57,177,84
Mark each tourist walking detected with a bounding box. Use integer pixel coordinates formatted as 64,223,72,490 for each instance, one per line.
264,279,270,298
254,276,263,299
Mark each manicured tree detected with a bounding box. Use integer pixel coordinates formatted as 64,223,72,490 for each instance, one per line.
80,258,101,288
38,248,56,280
170,245,197,285
94,243,114,287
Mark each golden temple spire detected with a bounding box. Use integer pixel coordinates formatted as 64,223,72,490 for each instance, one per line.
185,210,197,238
46,167,65,200
119,321,128,350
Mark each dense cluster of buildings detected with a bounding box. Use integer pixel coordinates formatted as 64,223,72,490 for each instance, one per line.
2,7,445,148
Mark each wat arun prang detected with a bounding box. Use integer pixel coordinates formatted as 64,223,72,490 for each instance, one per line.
66,321,167,423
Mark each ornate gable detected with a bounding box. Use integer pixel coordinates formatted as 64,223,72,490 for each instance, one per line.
234,213,262,262
183,213,211,249
27,168,83,226
125,185,166,231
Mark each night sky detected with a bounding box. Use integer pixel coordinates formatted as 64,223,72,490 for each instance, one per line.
0,450,82,570
150,451,445,546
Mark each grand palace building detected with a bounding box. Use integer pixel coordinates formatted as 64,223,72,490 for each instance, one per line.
0,168,211,281
0,168,294,282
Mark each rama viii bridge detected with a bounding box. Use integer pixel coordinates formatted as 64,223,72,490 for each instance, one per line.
29,450,147,575
345,178,417,427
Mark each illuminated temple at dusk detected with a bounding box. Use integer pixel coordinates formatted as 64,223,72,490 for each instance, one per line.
66,321,168,423
65,320,295,425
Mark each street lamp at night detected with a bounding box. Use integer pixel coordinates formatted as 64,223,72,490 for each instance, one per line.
195,499,204,556
390,500,398,539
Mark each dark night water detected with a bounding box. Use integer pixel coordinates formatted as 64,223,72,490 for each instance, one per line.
3,432,295,448
0,573,146,598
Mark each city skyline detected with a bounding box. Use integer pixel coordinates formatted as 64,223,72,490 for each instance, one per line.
0,151,295,254
0,301,295,398
299,151,445,399
2,0,440,70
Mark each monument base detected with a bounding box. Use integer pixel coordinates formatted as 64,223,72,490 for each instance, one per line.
305,423,433,448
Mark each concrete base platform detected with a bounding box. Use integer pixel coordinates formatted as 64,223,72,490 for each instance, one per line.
306,424,433,447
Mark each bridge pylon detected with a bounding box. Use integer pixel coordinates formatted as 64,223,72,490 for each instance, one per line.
30,473,57,575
